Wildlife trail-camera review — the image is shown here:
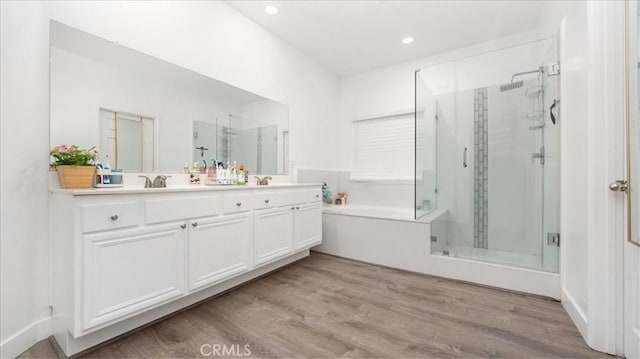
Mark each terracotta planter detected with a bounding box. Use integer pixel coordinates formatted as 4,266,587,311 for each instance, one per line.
56,165,95,189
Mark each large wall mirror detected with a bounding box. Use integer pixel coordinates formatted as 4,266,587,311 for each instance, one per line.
50,21,289,175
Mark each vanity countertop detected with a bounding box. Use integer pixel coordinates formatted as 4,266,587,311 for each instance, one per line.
50,183,322,196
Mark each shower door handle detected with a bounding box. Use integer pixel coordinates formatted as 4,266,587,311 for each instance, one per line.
463,147,468,168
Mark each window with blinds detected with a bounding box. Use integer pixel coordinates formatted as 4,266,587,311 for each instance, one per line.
351,113,415,181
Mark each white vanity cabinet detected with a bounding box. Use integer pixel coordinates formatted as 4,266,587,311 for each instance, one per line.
294,202,322,250
50,183,321,356
188,213,251,291
254,206,295,266
82,222,186,330
253,188,323,267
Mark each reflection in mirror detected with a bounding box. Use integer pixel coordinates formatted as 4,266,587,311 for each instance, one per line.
50,21,289,175
193,113,284,175
99,109,156,171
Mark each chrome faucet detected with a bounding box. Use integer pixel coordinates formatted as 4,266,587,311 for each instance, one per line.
138,175,152,188
138,175,171,188
152,175,171,188
254,176,272,186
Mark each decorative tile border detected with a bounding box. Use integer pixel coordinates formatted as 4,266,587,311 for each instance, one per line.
474,87,488,249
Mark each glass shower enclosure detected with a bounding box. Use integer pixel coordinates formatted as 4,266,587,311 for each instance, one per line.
417,38,560,272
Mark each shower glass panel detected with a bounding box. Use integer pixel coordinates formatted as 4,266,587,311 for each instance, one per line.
420,38,560,272
415,70,437,219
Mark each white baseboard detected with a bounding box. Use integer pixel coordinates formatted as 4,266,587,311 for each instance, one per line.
562,288,588,340
0,316,52,359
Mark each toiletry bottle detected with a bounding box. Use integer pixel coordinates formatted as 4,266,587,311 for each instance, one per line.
237,164,245,185
208,159,216,178
95,160,103,185
193,162,199,173
102,154,111,185
231,161,238,184
183,163,189,173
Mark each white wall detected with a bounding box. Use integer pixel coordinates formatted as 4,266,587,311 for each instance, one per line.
0,1,339,357
0,2,52,357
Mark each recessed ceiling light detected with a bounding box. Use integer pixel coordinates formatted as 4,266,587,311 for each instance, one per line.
265,5,279,15
402,36,414,44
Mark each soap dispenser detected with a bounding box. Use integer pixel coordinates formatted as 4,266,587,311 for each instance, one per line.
102,154,111,185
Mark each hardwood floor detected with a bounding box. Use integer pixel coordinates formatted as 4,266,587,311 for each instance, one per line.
20,253,610,358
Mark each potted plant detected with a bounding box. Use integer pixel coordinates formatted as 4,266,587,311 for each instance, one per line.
50,144,98,188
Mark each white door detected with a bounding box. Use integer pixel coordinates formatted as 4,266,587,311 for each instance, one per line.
626,2,640,357
188,213,251,291
253,206,294,266
625,242,640,359
82,223,186,330
294,203,322,250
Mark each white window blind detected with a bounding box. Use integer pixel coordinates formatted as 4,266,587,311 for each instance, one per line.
352,113,414,181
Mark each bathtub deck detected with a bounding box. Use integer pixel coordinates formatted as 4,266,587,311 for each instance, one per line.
20,253,605,358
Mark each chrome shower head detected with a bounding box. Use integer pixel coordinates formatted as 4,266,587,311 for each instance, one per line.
499,80,524,92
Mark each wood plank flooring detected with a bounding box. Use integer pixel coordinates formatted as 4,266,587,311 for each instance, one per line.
20,253,610,358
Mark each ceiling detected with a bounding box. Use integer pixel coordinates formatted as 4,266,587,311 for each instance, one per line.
228,1,545,77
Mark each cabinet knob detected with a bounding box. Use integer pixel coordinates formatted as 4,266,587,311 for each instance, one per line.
296,206,300,210
191,222,198,227
110,214,119,221
291,207,295,210
315,194,319,198
236,202,242,207
264,199,270,204
180,224,187,229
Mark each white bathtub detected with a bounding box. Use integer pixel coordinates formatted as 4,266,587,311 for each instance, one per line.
321,204,444,222
322,204,415,221
316,206,560,299
316,206,444,274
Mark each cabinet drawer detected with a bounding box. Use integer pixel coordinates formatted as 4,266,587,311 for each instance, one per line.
295,188,322,204
252,191,276,210
223,193,251,214
81,202,140,233
276,190,296,206
145,195,221,224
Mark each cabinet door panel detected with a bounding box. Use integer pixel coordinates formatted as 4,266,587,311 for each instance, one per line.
189,214,251,291
254,207,293,266
82,224,185,330
294,203,322,250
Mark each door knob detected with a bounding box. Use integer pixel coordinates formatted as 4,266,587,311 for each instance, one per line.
609,180,628,192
